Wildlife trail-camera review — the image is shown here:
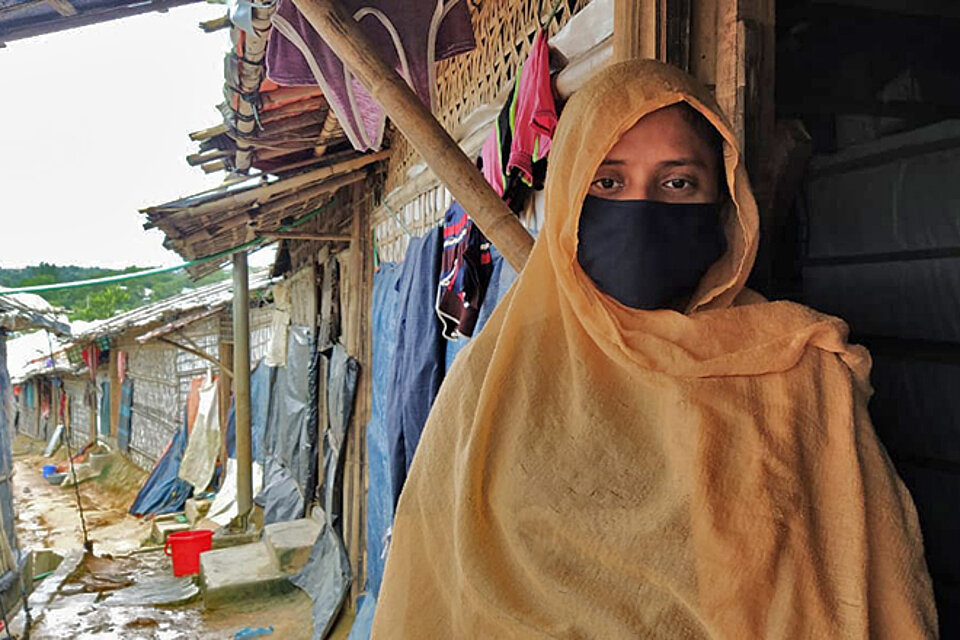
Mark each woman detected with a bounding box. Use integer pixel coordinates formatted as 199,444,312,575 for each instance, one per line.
371,59,937,638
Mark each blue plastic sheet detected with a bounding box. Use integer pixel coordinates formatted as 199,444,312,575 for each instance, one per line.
225,360,273,464
385,228,445,509
346,593,377,640
129,421,194,517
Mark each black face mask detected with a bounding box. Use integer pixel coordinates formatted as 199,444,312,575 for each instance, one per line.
576,195,725,310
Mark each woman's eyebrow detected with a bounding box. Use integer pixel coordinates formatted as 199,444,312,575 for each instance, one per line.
656,158,708,170
599,158,626,166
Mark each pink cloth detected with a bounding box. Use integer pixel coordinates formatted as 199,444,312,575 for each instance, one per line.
507,29,557,185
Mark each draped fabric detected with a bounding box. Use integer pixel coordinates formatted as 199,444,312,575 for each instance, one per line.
372,60,937,639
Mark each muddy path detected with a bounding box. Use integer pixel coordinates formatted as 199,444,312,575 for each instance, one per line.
11,442,316,639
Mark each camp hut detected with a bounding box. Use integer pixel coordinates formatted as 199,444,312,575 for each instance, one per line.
67,273,275,471
7,329,81,446
0,289,68,618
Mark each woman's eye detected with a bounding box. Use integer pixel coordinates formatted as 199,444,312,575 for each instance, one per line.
663,178,692,190
592,177,621,190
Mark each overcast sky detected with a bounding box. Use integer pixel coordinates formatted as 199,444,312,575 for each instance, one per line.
0,3,273,271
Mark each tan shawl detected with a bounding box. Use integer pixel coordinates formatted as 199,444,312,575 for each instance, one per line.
371,59,937,639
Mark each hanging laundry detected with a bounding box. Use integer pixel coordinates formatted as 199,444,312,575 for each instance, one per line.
117,350,128,384
178,376,221,492
436,202,493,339
116,378,134,452
478,29,557,213
266,0,475,151
82,345,100,381
385,227,444,510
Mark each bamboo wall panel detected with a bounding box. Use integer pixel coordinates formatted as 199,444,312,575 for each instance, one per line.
63,378,91,450
127,340,179,470
385,0,593,193
175,317,222,429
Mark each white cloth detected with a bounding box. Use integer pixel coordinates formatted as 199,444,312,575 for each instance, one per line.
207,458,264,526
178,378,220,491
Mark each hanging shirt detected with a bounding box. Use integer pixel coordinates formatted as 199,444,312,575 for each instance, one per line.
266,0,475,151
436,202,493,340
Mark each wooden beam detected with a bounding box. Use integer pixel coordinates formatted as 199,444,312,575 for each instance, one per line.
175,150,391,220
189,124,229,142
256,232,351,242
292,0,534,272
202,160,228,174
187,148,232,167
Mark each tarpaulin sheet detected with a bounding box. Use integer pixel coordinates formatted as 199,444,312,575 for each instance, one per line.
129,421,194,517
385,227,444,509
869,354,960,466
322,343,359,534
804,121,960,259
256,325,316,524
117,378,134,452
364,263,400,598
290,522,352,640
803,258,960,344
225,360,273,464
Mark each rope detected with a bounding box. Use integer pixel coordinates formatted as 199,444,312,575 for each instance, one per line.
542,0,564,29
45,334,92,554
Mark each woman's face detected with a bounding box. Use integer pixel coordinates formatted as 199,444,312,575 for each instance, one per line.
587,104,721,204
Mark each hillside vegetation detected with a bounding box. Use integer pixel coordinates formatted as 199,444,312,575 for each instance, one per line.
0,263,228,321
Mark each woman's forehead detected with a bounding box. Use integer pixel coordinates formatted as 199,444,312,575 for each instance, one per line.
602,104,717,167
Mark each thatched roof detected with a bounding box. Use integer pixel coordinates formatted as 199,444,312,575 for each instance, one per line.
0,288,69,334
72,269,273,343
0,0,198,45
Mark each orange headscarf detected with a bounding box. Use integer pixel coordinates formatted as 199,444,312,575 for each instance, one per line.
372,59,936,639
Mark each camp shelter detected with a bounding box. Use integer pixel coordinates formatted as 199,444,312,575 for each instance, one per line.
7,328,82,446
0,289,68,620
142,0,960,635
61,272,275,471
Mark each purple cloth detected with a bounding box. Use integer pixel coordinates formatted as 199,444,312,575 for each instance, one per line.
267,0,475,151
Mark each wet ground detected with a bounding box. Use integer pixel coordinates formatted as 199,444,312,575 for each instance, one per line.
11,438,316,639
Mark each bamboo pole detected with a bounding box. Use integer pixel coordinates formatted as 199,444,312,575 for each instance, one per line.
256,232,351,242
233,252,253,523
291,0,533,272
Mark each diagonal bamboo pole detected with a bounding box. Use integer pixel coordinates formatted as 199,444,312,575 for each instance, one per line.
291,0,534,272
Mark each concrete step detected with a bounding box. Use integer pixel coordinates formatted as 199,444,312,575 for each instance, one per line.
150,517,190,544
263,518,322,574
200,541,292,609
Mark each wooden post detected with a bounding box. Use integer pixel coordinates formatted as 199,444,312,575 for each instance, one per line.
614,0,658,61
291,0,534,273
715,0,776,292
343,184,373,607
233,252,253,523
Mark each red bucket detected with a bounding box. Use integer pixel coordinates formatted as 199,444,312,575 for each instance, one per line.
164,529,214,577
